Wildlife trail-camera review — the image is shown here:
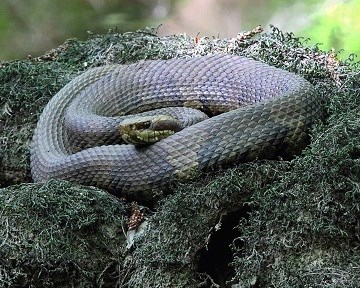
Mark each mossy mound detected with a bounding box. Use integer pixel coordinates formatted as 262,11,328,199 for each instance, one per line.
232,109,360,287
0,26,359,287
0,180,128,287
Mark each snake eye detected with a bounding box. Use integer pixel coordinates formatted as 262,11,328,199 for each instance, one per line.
136,120,152,130
150,119,181,132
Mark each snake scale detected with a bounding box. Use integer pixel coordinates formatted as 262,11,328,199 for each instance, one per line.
30,55,322,199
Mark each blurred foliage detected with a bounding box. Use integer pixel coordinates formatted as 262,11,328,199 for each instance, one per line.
301,0,360,60
0,0,169,60
0,0,359,61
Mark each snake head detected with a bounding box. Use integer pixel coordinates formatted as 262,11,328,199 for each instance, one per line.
119,115,181,146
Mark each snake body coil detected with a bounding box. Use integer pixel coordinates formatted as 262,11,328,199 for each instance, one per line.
30,55,322,199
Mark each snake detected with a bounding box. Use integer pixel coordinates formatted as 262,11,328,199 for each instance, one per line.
30,55,322,200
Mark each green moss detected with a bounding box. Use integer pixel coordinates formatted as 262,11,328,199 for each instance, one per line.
0,180,128,287
232,109,360,287
0,26,359,287
0,61,73,185
128,162,287,287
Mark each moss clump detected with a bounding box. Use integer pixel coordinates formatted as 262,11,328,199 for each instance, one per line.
0,26,359,287
0,180,128,287
232,110,360,287
0,61,72,185
128,162,287,287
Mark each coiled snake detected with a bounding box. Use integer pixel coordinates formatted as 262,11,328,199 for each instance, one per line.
30,55,322,199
